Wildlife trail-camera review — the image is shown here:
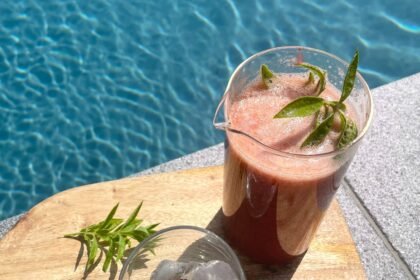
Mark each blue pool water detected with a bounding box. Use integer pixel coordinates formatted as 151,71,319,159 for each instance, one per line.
0,0,419,219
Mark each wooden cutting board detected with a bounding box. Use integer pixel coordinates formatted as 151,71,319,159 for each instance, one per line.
0,166,365,279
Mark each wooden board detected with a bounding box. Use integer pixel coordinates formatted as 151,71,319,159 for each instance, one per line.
0,166,365,279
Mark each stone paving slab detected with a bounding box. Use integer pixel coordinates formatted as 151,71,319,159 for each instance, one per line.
346,73,420,278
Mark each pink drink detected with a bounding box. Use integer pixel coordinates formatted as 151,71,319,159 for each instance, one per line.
223,74,359,263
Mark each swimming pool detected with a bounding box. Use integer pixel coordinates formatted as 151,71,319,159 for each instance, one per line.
0,0,419,219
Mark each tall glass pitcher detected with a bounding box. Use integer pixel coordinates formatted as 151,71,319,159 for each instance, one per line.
213,46,373,264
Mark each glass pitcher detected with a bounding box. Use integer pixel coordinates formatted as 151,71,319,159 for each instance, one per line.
213,46,373,264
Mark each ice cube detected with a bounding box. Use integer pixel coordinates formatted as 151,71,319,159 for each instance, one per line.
150,260,239,280
188,260,239,280
150,260,200,280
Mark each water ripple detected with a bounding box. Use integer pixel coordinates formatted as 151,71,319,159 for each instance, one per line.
380,12,420,34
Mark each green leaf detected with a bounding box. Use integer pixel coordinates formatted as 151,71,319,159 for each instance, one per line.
84,233,90,250
88,236,98,268
85,223,101,232
122,202,143,229
340,50,359,103
274,96,324,118
100,203,119,230
308,72,314,83
136,226,152,234
105,219,124,231
147,223,159,231
120,219,142,233
130,230,148,242
301,113,334,147
102,239,115,272
316,75,326,95
335,102,346,111
260,64,274,88
84,234,92,270
315,105,329,126
337,112,358,149
97,219,124,237
338,111,347,132
116,235,126,262
297,63,326,96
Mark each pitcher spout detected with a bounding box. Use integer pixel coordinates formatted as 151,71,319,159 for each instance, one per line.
213,94,229,131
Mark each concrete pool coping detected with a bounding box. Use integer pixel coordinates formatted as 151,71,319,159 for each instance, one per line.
1,72,419,279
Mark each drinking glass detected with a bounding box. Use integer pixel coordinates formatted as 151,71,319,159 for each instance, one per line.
119,225,246,279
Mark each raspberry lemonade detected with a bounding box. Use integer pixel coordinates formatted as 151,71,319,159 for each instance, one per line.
213,47,372,264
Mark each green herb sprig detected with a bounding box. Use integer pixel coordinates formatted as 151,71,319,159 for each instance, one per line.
64,202,159,272
265,50,360,149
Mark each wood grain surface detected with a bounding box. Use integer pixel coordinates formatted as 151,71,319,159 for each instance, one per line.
0,166,365,279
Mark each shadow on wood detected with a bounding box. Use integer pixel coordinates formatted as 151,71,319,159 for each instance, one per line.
205,208,303,280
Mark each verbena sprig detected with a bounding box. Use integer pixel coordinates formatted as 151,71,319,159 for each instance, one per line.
64,202,159,272
262,50,359,149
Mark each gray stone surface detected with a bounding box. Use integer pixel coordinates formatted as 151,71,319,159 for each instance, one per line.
1,73,420,279
337,185,408,280
0,214,22,239
346,73,420,278
132,143,225,176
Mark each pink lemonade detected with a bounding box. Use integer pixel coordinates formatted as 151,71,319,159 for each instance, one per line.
223,74,359,263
